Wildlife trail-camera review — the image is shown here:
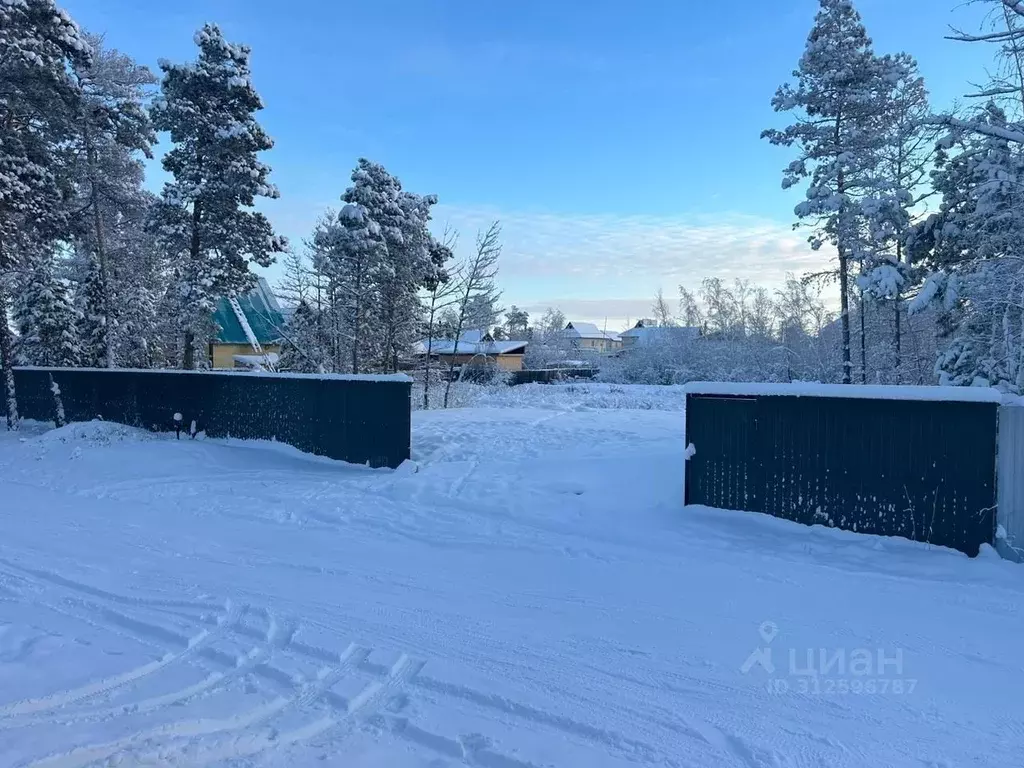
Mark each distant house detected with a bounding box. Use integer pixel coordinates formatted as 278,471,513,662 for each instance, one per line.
620,320,701,348
561,321,622,352
415,330,529,372
210,277,285,370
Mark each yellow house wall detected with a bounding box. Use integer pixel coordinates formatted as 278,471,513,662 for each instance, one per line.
438,353,525,371
210,343,282,369
575,337,621,352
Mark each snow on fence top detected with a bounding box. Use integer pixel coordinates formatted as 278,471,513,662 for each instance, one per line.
13,366,412,384
683,381,1004,404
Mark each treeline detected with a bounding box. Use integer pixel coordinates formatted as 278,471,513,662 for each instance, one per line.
0,1,508,426
1,4,290,427
762,0,1024,393
592,276,939,386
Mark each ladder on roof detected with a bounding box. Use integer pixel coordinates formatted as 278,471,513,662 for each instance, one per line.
228,295,277,372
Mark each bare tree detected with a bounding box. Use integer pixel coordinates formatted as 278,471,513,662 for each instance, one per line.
422,226,460,409
652,288,676,326
678,286,705,329
443,222,502,408
276,249,314,307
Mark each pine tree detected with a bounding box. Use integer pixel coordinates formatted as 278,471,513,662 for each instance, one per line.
504,306,530,338
78,253,109,366
0,0,89,427
278,300,327,373
69,33,156,369
856,52,934,381
763,0,901,383
150,23,286,369
909,103,1024,391
311,205,384,374
14,252,81,368
340,160,436,373
108,193,163,368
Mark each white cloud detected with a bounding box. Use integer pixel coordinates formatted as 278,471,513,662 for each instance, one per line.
256,199,836,331
433,204,828,286
432,204,834,328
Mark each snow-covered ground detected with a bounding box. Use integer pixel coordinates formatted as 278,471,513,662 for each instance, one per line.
1,386,1023,767
435,381,687,412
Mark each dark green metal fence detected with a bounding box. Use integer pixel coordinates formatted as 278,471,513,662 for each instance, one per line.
684,390,999,556
2,367,411,468
510,369,598,386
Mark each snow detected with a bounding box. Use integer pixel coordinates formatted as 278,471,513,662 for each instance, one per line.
231,352,281,367
436,381,687,411
563,321,621,341
685,380,1005,403
1,385,1022,767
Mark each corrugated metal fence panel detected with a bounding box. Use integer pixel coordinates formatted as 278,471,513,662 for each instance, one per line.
997,406,1024,554
2,368,411,469
685,393,998,556
684,396,760,513
510,369,598,386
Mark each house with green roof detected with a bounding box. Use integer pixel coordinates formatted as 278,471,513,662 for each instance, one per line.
210,277,286,370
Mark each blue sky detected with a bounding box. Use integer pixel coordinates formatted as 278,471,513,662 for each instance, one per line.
64,0,997,328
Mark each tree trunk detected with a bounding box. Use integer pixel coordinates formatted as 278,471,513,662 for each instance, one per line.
423,295,439,410
838,246,852,384
835,121,852,385
443,302,469,409
859,290,867,384
182,329,196,371
893,300,902,383
84,118,114,369
893,239,903,383
0,283,19,430
183,200,203,370
350,262,363,375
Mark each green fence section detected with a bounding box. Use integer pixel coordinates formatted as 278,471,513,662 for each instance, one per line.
510,368,598,386
3,367,411,469
684,393,999,556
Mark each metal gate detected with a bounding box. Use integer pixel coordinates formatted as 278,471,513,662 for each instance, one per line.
685,386,1000,556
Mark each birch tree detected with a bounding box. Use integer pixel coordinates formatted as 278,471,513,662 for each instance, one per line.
421,229,459,409
443,222,502,408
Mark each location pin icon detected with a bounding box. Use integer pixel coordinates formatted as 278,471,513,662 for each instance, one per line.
759,621,778,644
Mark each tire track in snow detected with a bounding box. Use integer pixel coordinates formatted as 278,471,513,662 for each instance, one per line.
1,562,676,767
0,559,221,612
411,674,668,764
86,643,371,768
0,600,241,722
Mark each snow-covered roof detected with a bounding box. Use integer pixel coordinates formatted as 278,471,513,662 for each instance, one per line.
413,329,529,357
420,339,528,356
684,382,1003,403
621,324,701,344
563,322,620,341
